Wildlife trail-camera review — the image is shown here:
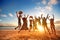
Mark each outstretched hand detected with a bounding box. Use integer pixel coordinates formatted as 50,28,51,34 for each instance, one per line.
47,14,49,18
41,14,43,16
52,14,54,19
41,14,43,18
16,12,18,17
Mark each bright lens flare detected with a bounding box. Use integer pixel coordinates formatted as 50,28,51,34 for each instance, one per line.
37,22,44,32
37,25,44,32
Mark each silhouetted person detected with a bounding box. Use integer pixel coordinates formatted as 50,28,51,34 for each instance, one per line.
41,14,50,34
29,16,33,30
15,11,23,30
33,16,37,30
49,15,56,35
21,15,28,30
37,16,41,25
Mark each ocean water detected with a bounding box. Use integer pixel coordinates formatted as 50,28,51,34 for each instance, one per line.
55,26,60,30
0,26,60,30
0,26,15,30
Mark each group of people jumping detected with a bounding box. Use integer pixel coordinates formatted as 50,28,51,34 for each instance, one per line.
14,11,56,35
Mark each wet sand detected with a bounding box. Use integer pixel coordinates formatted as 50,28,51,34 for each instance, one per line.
0,30,60,40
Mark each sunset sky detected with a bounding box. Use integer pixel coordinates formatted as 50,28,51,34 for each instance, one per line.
0,0,60,27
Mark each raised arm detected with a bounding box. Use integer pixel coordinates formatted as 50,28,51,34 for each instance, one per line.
26,15,29,18
16,11,18,17
46,14,49,19
52,14,54,19
41,14,43,19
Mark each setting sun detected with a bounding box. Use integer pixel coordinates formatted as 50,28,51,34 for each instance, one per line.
37,25,44,32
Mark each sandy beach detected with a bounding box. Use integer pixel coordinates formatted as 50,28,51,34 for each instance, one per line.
0,30,60,40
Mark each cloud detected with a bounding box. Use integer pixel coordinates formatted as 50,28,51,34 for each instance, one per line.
27,6,51,17
0,19,2,21
46,0,58,11
42,0,46,5
35,0,57,12
36,2,40,5
27,0,58,17
9,13,13,17
48,0,58,5
34,6,52,13
45,6,52,11
34,6,41,11
0,14,7,17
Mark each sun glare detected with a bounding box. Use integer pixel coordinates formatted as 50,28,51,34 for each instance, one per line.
37,22,44,32
37,25,44,32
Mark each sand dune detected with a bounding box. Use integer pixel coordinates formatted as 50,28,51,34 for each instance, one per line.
0,30,60,40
